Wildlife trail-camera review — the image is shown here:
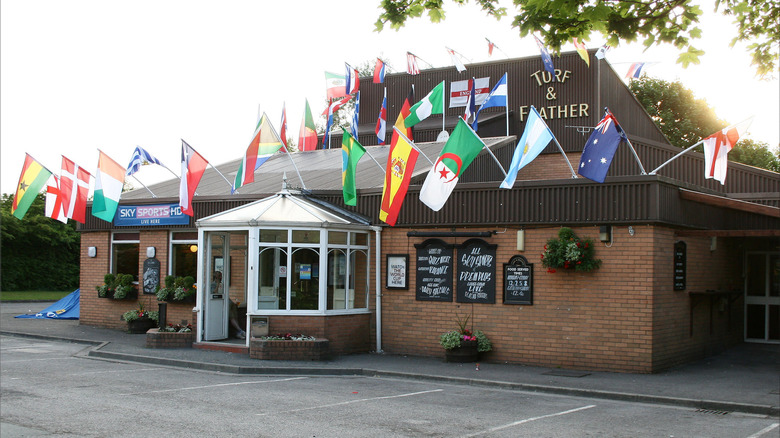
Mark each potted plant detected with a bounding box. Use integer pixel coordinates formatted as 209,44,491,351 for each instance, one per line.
112,274,137,300
96,273,116,298
156,275,176,301
122,302,159,334
171,276,196,303
440,314,491,363
541,227,601,273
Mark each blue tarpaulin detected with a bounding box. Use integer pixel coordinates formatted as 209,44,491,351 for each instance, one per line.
15,289,80,319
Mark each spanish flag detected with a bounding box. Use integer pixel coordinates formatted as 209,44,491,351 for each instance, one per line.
12,154,52,220
380,87,416,226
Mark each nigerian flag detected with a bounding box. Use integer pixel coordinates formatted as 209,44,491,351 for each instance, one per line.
404,81,444,127
341,131,366,206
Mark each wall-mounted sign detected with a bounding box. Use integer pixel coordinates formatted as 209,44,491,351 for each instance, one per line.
142,258,160,294
504,255,533,305
457,239,496,304
114,204,190,226
674,241,686,291
386,254,409,290
415,239,453,302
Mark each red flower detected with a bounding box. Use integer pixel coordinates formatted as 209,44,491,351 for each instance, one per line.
547,268,556,273
576,242,581,247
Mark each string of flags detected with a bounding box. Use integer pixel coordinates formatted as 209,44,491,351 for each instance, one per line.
11,40,746,228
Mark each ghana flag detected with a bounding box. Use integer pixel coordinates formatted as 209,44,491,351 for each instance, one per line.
12,154,52,220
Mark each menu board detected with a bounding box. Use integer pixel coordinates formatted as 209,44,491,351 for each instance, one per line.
456,239,496,304
504,255,533,305
674,241,686,291
415,239,453,301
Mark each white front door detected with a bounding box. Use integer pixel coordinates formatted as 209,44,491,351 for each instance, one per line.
204,233,229,341
745,252,780,343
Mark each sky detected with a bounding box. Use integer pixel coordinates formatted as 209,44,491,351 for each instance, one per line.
2,0,777,196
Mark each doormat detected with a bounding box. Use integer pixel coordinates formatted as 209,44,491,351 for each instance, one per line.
542,370,591,378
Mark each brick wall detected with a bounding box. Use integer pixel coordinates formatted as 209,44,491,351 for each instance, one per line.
378,224,742,373
266,314,371,355
80,230,197,331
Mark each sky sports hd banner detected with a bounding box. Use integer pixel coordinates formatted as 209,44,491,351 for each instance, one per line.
114,203,190,226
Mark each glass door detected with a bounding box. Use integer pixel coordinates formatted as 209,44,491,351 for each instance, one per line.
745,252,780,343
204,233,229,340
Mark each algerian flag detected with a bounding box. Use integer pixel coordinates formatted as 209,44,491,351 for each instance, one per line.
92,150,126,222
341,131,366,206
404,80,445,127
419,118,485,211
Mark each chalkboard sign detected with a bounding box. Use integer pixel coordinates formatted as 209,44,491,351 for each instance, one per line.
504,255,533,305
456,239,496,304
415,239,453,301
142,257,161,294
674,241,686,291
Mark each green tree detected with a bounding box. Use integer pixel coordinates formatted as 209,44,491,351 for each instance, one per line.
628,76,726,148
376,0,779,78
630,76,780,171
726,139,780,172
1,193,80,291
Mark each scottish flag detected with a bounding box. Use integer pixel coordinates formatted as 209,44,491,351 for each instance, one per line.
126,146,163,176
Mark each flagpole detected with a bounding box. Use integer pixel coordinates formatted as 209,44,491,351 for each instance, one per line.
411,52,435,69
553,137,578,178
465,122,508,178
265,115,307,190
649,117,754,175
394,126,434,165
442,80,446,135
364,148,386,174
624,136,647,174
209,163,235,190
130,175,157,198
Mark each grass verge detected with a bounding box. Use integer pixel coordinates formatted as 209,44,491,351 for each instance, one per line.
0,291,73,302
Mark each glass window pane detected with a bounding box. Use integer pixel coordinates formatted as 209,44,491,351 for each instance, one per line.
291,248,319,310
354,232,368,246
770,305,779,341
292,229,319,244
258,247,286,310
770,255,779,298
746,304,765,339
113,243,139,282
172,244,197,278
746,254,766,297
352,250,368,309
329,231,347,245
260,229,288,243
327,250,347,310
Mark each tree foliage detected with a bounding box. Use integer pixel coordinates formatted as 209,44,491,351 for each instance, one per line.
629,76,725,148
1,193,80,291
630,76,780,172
376,0,778,78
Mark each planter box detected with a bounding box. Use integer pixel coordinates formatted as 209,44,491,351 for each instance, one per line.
249,338,330,361
126,317,156,334
146,328,194,349
444,340,479,363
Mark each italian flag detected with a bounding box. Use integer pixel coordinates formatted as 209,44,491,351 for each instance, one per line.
404,81,444,127
419,118,485,211
92,150,125,222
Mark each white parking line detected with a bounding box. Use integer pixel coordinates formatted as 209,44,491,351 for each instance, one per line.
70,367,161,375
118,376,308,395
462,404,597,437
257,389,444,416
1,344,55,351
746,423,779,438
1,357,76,364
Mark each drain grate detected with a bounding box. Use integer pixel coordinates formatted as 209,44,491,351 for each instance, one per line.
695,408,729,416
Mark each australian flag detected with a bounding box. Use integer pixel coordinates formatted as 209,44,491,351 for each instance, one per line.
534,35,555,78
578,109,627,183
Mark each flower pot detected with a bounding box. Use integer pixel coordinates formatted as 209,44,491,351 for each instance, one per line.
445,339,479,363
127,317,156,334
98,289,114,299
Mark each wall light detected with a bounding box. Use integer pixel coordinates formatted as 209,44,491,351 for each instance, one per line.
599,226,612,243
87,247,97,258
190,245,198,253
516,229,525,251
146,246,156,258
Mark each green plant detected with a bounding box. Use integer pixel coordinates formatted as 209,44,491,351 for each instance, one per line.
439,314,492,352
112,274,135,300
541,227,601,273
160,323,192,333
96,273,116,298
122,302,159,323
156,275,176,301
172,276,196,301
261,333,315,341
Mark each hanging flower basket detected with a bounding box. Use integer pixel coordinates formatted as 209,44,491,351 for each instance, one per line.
541,227,601,273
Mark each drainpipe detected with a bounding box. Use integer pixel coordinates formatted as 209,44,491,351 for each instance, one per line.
372,226,383,353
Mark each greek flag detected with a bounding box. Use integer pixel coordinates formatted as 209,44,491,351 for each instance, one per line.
126,146,163,176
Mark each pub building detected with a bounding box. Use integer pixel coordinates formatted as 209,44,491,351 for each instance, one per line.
78,50,779,373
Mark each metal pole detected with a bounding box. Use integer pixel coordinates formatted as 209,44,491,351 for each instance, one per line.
552,136,578,178
624,136,647,174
